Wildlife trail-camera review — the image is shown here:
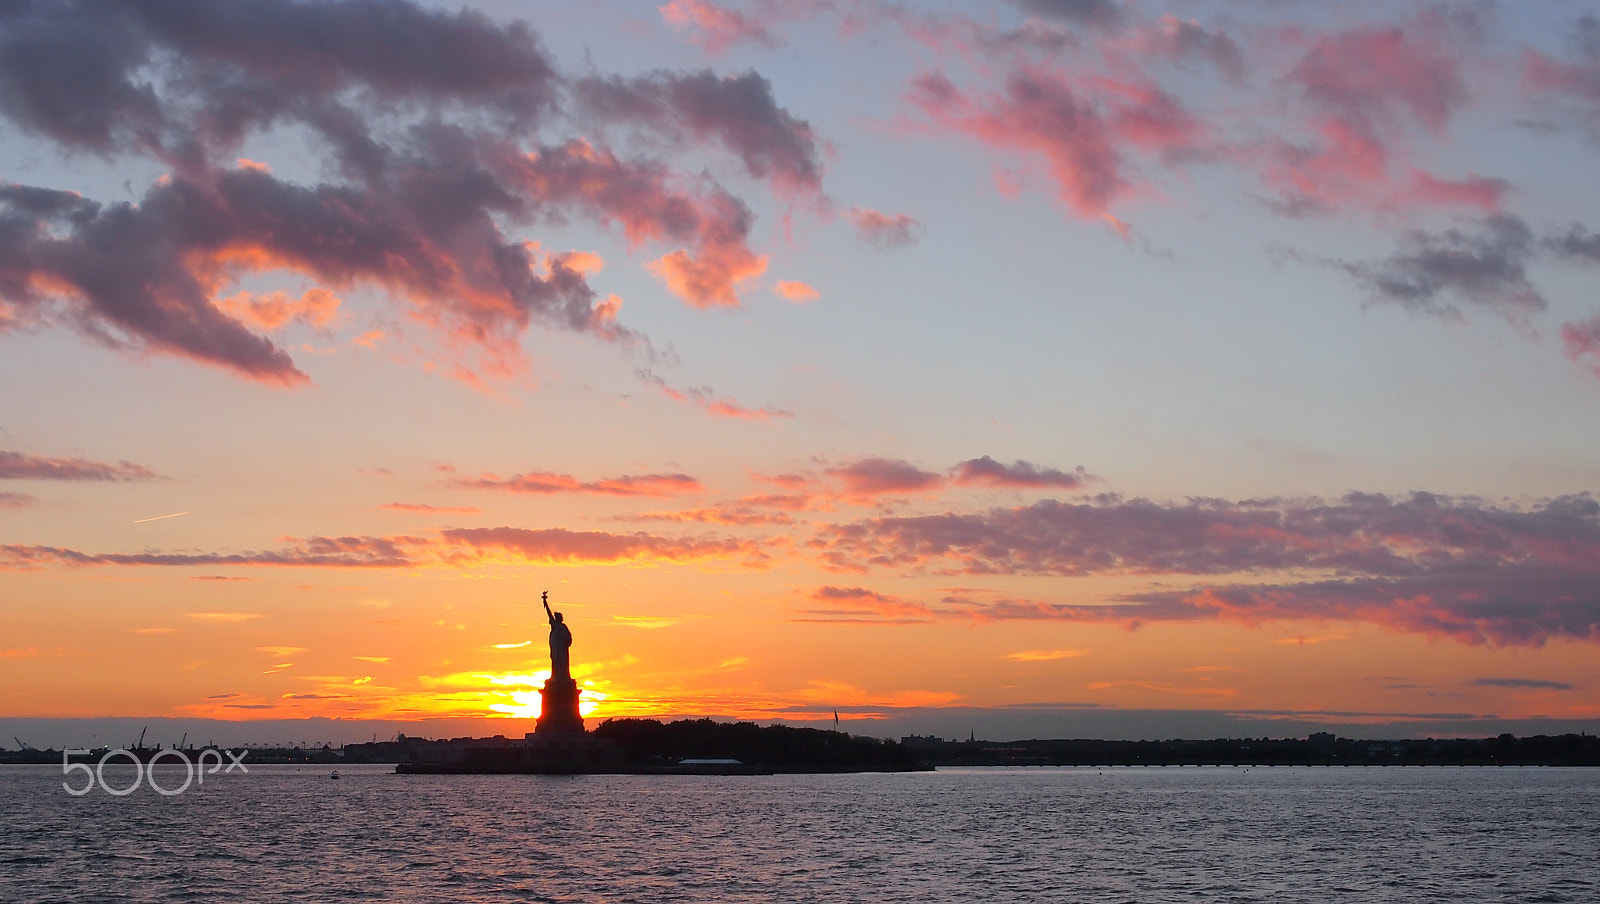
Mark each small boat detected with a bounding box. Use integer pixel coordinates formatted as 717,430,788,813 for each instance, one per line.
330,770,340,780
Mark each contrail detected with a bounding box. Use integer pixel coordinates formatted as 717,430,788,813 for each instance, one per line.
133,511,191,523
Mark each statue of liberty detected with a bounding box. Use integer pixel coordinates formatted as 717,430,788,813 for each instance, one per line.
542,590,572,681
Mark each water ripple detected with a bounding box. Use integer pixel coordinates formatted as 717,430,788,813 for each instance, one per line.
0,766,1596,902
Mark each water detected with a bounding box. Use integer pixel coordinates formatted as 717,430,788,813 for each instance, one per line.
2,764,1596,902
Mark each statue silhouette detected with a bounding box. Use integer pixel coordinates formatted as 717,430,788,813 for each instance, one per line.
543,590,572,681
536,590,584,735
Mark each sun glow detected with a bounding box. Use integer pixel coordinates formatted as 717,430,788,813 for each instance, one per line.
471,670,611,719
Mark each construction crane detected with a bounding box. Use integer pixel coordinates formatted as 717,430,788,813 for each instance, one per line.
179,733,188,750
12,737,30,751
136,726,148,749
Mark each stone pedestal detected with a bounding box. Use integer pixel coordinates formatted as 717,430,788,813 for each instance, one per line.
536,677,585,734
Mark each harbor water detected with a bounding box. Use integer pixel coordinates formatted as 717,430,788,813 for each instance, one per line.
1,764,1595,902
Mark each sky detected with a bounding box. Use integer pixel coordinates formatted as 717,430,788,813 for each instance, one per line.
2,0,1599,745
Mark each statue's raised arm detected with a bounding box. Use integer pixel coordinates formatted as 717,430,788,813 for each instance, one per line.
542,590,554,624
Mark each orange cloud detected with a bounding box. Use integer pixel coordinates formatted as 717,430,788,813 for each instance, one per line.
773,280,819,302
794,586,936,623
1006,649,1089,661
649,245,768,308
380,502,483,514
217,288,341,331
625,508,782,527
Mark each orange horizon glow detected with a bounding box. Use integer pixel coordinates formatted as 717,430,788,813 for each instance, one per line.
4,1,1599,744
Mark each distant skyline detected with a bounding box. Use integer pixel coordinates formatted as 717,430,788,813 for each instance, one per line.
2,0,1598,741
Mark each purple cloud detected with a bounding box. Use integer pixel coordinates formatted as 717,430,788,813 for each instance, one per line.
952,456,1093,490
1474,677,1575,690
1008,0,1123,29
811,492,1600,646
826,457,945,501
847,207,923,250
0,0,819,382
576,69,822,195
0,450,160,482
1326,215,1543,319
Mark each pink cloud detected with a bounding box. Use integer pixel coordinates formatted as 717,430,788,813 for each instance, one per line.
909,69,1125,217
846,207,923,249
1402,171,1508,212
1289,24,1468,134
1523,34,1600,141
1259,16,1495,214
1561,314,1600,379
1524,49,1600,98
659,0,778,55
452,470,703,497
908,65,1207,219
773,280,819,302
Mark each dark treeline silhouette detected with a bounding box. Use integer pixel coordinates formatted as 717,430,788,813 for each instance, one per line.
593,718,921,771
902,732,1600,767
0,743,337,765
12,730,1597,769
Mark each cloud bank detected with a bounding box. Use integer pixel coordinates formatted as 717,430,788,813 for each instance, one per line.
812,491,1600,646
0,0,821,383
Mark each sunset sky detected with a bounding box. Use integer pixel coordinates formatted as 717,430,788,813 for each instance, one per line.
3,0,1599,744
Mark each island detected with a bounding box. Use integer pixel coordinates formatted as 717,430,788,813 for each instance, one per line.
390,593,928,774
